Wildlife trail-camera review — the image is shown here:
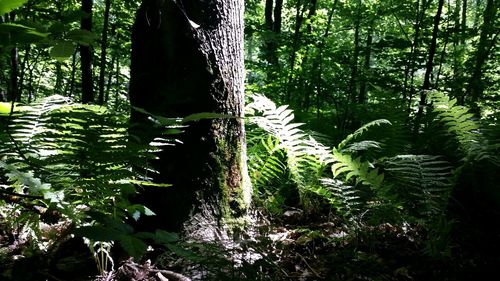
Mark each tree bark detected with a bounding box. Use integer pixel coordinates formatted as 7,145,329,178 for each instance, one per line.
285,0,306,104
466,0,497,113
358,24,373,104
80,0,94,104
415,0,444,125
7,12,19,102
262,0,283,80
97,0,112,105
129,0,250,233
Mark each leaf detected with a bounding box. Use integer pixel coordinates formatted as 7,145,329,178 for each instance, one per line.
50,41,75,62
154,230,178,244
0,0,28,14
181,112,238,123
119,235,148,259
0,102,14,115
74,226,123,241
67,29,98,46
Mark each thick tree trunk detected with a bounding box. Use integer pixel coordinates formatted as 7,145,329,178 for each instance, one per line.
97,0,112,105
80,0,94,104
129,0,250,233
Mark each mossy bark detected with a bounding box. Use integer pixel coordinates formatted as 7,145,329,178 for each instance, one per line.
129,0,250,233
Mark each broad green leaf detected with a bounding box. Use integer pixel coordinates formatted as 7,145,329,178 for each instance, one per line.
0,102,14,115
119,235,148,259
0,23,49,44
181,112,238,123
129,179,172,187
50,41,75,62
74,225,123,241
154,230,178,243
67,29,97,46
0,0,28,14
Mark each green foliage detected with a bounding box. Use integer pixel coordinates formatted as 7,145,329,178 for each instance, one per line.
380,155,453,219
429,91,480,155
246,94,388,219
246,94,333,211
0,95,163,257
0,0,28,14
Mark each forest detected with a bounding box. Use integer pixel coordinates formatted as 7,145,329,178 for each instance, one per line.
0,0,499,280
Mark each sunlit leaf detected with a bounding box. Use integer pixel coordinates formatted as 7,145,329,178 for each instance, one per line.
0,0,28,14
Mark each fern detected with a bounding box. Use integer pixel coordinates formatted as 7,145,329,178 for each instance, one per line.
331,149,384,189
319,178,362,218
380,155,453,218
0,95,160,242
246,94,385,219
429,92,480,155
246,94,332,193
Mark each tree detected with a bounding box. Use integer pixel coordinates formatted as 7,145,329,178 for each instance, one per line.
97,0,112,105
129,0,250,232
80,0,94,104
466,0,498,113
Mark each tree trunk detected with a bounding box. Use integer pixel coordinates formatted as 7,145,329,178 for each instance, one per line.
262,0,283,81
7,12,19,102
97,0,112,105
129,0,250,233
466,0,497,113
314,0,338,117
54,62,63,95
415,0,444,125
285,0,306,104
349,0,362,104
80,0,94,104
67,50,77,97
358,24,373,104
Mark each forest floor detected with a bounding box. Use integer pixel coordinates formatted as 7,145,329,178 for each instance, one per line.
0,207,498,281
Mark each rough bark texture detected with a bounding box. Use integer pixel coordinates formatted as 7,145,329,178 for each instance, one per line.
129,0,250,233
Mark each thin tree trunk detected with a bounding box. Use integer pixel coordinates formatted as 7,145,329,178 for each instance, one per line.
315,0,338,117
54,62,63,95
285,0,306,104
18,45,30,99
299,0,317,110
7,12,19,102
114,57,119,110
97,0,112,105
80,0,94,104
349,0,362,104
415,0,444,126
405,0,430,109
67,50,77,97
105,55,115,104
466,0,497,113
358,24,373,104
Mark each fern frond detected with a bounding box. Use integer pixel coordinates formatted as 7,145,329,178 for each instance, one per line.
246,94,333,190
429,92,480,154
0,95,159,227
319,178,362,218
381,155,453,218
331,149,384,188
337,119,391,151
